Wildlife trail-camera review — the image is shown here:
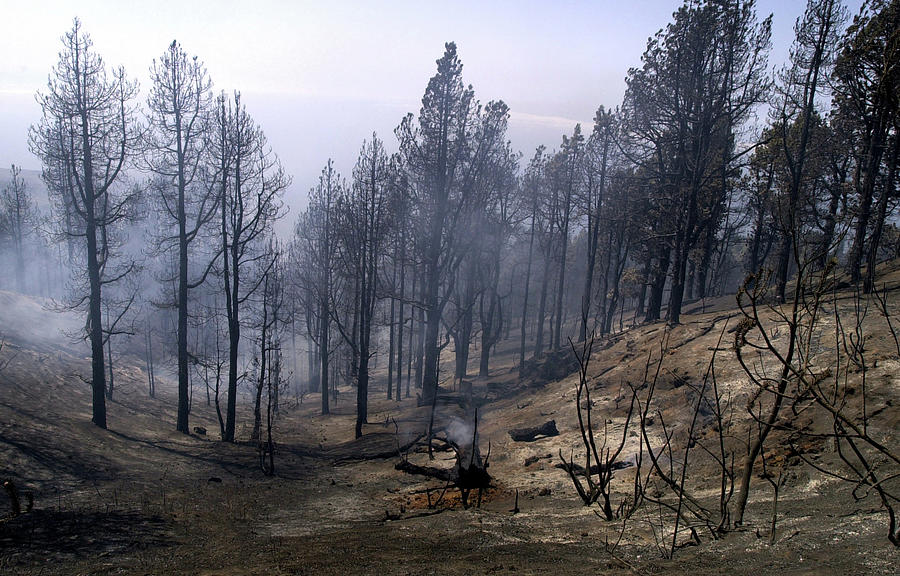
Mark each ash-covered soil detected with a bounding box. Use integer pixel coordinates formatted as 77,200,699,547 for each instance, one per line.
1,267,899,575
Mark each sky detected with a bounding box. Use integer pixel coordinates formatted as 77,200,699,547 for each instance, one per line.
0,0,863,218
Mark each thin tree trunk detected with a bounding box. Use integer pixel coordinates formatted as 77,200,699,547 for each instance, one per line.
518,212,535,368
396,234,406,401
387,260,396,400
350,273,360,385
552,207,570,350
534,256,550,358
414,276,425,392
252,275,270,443
106,329,115,401
645,249,670,323
597,228,614,334
320,293,330,415
406,267,416,398
579,131,610,342
604,242,629,335
748,166,773,274
848,113,888,283
479,292,500,377
145,328,155,398
864,134,898,293
819,162,846,269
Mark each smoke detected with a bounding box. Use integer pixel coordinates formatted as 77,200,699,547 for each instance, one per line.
443,415,477,447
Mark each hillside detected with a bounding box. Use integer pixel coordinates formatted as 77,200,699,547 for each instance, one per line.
1,264,899,575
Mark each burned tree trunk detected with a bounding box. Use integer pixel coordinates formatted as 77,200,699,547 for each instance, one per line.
395,410,492,509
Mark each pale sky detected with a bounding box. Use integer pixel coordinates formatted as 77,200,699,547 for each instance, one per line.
0,0,862,214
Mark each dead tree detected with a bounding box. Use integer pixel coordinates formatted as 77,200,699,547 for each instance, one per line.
558,333,634,520
144,323,156,397
735,259,900,546
212,91,288,442
625,331,736,556
145,40,217,434
30,19,141,429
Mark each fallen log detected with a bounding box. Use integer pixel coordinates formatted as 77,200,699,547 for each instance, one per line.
554,459,633,476
394,460,455,482
331,432,424,464
509,420,559,442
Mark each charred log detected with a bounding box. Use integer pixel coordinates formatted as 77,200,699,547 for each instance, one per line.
509,420,559,442
554,459,633,476
394,460,454,482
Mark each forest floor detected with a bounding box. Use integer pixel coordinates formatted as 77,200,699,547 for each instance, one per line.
1,264,900,575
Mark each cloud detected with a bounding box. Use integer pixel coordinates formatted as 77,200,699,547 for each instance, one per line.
509,110,590,132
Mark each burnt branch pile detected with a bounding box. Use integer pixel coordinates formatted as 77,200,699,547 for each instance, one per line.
395,410,492,509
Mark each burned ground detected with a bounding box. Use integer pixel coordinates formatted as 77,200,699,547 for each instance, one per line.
1,266,899,575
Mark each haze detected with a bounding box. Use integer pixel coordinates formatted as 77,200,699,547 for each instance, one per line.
0,0,860,212
1,0,898,573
